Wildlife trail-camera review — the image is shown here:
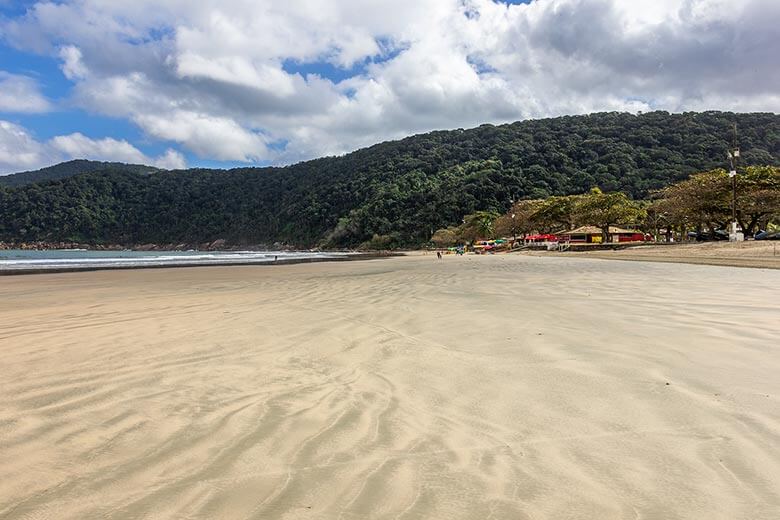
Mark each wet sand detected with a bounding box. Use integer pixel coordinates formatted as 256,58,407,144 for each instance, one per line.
1,255,779,519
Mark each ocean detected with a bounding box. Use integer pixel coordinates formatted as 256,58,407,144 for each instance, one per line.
0,249,353,272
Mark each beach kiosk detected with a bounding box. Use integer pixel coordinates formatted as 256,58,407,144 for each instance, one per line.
559,226,645,243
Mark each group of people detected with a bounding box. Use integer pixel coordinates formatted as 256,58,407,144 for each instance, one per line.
435,247,465,259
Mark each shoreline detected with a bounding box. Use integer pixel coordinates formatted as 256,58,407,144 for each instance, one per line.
0,251,400,276
6,242,779,275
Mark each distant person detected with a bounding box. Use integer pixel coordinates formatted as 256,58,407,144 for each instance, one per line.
436,251,442,259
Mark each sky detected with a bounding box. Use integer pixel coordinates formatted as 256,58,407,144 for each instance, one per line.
0,0,778,174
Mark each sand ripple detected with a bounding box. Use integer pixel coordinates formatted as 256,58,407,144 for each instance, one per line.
1,256,779,519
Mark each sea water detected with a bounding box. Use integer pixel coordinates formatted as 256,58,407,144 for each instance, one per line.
0,249,351,272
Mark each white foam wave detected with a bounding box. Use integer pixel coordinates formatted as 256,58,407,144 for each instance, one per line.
0,250,352,271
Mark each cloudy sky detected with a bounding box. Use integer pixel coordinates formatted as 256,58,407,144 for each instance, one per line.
0,0,778,174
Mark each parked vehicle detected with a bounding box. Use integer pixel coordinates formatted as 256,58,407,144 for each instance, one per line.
755,231,780,240
694,230,729,241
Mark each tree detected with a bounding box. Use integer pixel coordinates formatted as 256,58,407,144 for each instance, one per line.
494,199,542,239
431,227,459,247
653,166,780,237
644,199,674,241
574,188,645,242
736,166,780,236
654,169,730,237
533,195,580,233
459,211,500,242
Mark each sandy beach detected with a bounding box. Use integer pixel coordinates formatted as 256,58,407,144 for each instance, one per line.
1,254,779,519
550,241,780,270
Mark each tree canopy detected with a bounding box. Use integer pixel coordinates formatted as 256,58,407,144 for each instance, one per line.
0,160,159,188
651,166,780,236
574,188,645,242
442,166,780,245
452,189,645,244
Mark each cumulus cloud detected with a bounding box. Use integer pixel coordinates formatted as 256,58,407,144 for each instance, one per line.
153,148,187,170
50,133,185,169
134,111,270,162
58,45,88,80
0,72,52,113
50,133,149,163
0,120,185,174
1,0,779,166
0,120,52,172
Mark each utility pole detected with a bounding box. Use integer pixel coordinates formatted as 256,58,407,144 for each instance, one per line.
726,122,742,241
509,197,517,247
511,212,516,244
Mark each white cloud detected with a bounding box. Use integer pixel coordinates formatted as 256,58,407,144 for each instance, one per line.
0,120,53,172
0,120,186,174
50,133,151,164
0,72,52,113
174,54,295,96
49,133,185,169
2,0,779,165
135,111,269,162
153,148,187,170
58,45,88,79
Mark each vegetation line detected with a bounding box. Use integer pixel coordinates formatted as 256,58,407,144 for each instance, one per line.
1,111,778,248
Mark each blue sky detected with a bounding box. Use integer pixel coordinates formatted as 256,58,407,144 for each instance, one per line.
0,33,247,169
0,0,778,174
0,0,447,171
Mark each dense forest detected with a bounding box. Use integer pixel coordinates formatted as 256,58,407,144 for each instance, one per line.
0,160,159,188
1,111,778,248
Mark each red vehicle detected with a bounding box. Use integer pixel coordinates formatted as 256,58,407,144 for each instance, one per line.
524,234,559,242
617,233,646,242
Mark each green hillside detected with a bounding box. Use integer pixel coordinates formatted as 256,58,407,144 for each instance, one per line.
1,111,778,248
0,159,160,188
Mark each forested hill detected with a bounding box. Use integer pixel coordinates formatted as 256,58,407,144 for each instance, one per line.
1,111,778,248
0,160,159,188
